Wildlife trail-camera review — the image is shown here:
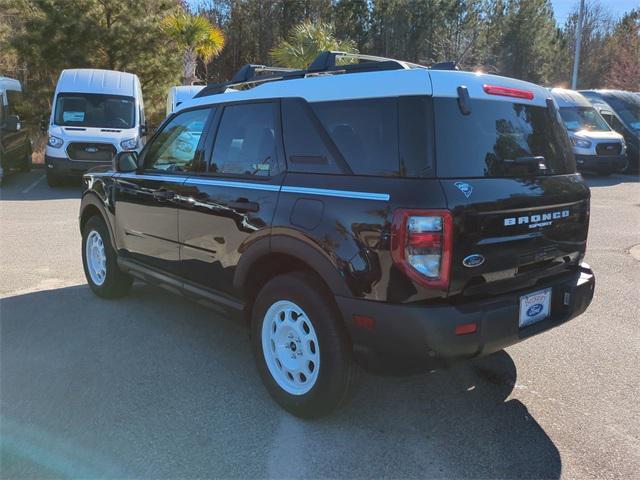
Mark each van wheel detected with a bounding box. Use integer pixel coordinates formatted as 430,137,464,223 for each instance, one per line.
251,272,358,418
21,154,32,173
46,171,62,187
82,215,132,298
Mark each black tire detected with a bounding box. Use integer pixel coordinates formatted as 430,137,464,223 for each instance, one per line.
82,215,132,298
251,271,358,418
20,154,32,173
46,170,62,187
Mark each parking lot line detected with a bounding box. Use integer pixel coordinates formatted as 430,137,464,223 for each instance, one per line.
21,174,45,194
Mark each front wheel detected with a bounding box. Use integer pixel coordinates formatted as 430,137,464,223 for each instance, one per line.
82,215,132,298
251,272,358,418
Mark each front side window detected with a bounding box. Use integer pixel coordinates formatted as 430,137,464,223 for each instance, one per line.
143,108,212,173
54,93,135,129
435,98,575,178
559,107,611,132
211,103,279,176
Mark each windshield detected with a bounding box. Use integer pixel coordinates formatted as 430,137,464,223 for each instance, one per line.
54,93,135,129
435,98,575,178
559,106,610,132
601,95,640,131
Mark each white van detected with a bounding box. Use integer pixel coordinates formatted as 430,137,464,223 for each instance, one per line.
165,85,204,117
551,88,627,175
45,69,146,186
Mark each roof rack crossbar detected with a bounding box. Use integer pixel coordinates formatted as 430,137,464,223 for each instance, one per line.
195,50,456,99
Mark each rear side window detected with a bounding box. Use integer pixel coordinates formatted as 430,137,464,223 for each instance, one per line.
434,98,575,178
211,102,279,177
311,98,399,176
281,96,434,177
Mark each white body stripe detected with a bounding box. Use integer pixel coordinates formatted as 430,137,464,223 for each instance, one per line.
114,173,389,201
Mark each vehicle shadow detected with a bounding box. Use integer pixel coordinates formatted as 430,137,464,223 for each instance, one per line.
583,172,639,188
0,170,81,201
0,284,560,479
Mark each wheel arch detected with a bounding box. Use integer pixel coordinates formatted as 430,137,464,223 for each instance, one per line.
79,192,116,246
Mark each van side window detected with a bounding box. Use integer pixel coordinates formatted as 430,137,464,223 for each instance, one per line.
210,103,279,177
143,107,213,173
311,98,399,176
6,90,26,118
281,98,344,174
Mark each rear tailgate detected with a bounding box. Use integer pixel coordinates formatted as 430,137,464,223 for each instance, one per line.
430,71,589,298
441,176,589,297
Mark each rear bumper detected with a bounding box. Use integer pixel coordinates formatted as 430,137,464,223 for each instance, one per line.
45,155,111,177
337,264,595,373
575,154,627,173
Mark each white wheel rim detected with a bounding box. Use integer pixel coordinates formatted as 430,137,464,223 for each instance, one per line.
86,230,107,286
261,300,320,395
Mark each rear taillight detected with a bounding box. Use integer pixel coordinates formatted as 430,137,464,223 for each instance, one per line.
391,209,453,289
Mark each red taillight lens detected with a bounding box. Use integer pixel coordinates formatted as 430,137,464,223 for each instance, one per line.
391,209,453,289
483,84,534,100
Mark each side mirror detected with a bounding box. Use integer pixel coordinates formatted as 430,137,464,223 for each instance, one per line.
139,124,148,138
114,151,139,173
4,115,20,132
40,115,49,132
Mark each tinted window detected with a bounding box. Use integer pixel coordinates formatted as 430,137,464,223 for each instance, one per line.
54,92,135,129
600,94,640,131
311,98,399,176
143,108,212,173
399,96,434,177
435,98,575,178
282,99,344,174
211,103,279,176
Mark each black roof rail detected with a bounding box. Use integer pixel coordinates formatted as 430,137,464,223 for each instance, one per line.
195,50,436,99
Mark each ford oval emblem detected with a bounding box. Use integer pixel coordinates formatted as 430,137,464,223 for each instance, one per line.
85,146,99,153
463,254,485,268
527,303,544,317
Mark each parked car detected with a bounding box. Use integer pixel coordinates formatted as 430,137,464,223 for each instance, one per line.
551,88,626,175
0,76,32,185
166,85,204,117
579,89,640,173
79,51,595,417
45,69,147,186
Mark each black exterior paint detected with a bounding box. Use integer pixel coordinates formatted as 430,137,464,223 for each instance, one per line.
80,93,595,371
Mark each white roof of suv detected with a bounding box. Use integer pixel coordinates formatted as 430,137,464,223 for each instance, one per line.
182,65,551,111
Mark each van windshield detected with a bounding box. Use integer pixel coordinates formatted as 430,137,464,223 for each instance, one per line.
559,107,610,132
54,93,135,129
434,98,575,178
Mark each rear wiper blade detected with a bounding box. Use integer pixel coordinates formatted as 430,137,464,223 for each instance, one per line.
504,156,547,170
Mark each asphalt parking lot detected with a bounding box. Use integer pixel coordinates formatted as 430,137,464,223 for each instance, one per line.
1,170,639,479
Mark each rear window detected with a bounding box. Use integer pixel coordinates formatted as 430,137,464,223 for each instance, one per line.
434,98,575,178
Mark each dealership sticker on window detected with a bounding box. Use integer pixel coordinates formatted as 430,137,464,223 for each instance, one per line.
63,111,85,122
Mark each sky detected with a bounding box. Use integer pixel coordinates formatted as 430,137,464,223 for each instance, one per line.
551,0,637,24
187,0,638,25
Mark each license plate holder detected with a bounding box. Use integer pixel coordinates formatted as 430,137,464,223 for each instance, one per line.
519,288,552,328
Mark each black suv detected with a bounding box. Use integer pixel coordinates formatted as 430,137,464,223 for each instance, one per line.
80,52,595,417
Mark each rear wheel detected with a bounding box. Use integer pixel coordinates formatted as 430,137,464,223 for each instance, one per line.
251,272,358,418
82,215,132,298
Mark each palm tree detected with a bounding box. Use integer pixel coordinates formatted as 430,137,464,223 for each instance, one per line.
269,21,357,69
161,12,225,85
